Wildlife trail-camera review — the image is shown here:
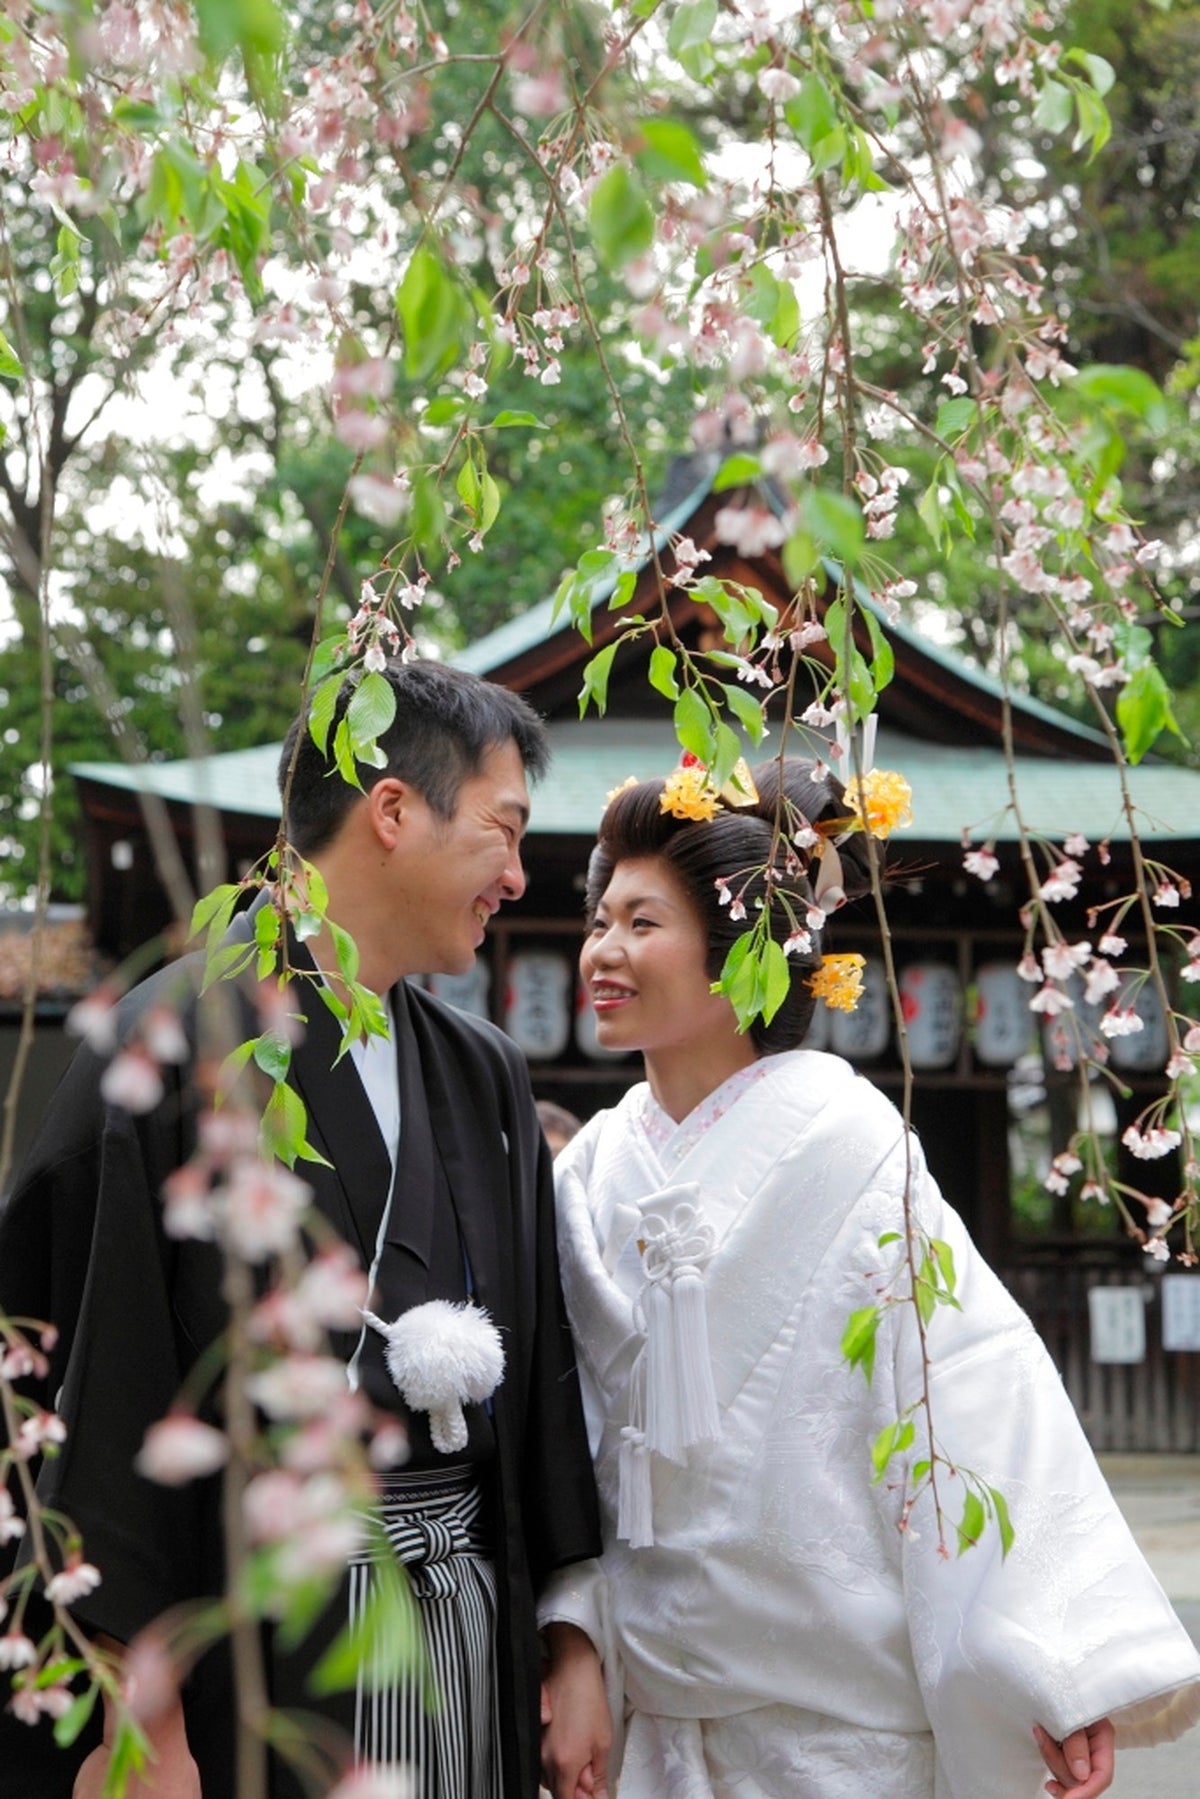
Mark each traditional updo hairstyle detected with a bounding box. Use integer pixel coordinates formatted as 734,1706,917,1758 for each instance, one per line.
585,758,878,1056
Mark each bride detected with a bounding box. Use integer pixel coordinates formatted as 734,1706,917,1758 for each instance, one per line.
538,758,1200,1799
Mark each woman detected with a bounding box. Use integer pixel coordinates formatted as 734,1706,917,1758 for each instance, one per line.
539,759,1200,1799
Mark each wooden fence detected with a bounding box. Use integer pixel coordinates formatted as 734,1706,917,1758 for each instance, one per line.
1005,1258,1200,1453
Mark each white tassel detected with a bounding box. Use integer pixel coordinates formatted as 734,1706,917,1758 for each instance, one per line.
670,1265,720,1447
639,1202,720,1462
362,1299,505,1454
618,1425,654,1549
643,1278,684,1463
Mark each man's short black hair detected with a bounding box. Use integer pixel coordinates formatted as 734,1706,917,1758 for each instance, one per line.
279,659,550,855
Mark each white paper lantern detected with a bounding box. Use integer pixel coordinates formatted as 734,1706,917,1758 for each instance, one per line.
898,962,963,1070
828,956,890,1061
423,959,491,1020
504,950,571,1060
973,962,1034,1068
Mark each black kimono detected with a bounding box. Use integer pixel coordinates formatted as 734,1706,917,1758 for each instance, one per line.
0,930,600,1796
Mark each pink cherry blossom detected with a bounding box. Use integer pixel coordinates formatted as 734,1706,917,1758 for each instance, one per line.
100,1049,165,1114
1144,1238,1170,1263
14,1409,67,1460
1100,1008,1143,1039
247,1354,348,1420
45,1557,102,1606
0,1632,38,1670
963,848,998,881
135,1413,229,1485
0,1490,26,1544
1038,859,1081,904
1029,985,1072,1016
222,1158,311,1262
1122,1125,1182,1161
66,991,118,1053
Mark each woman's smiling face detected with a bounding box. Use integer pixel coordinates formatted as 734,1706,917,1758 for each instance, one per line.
580,855,739,1062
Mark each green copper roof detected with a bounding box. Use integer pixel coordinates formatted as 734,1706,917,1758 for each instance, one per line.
71,719,1200,844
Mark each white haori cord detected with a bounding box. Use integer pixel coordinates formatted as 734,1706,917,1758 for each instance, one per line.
362,1298,505,1453
619,1198,720,1548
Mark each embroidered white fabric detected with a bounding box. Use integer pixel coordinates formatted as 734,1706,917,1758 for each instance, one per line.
538,1050,1200,1799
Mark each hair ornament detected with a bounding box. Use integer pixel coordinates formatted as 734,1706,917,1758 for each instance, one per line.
719,756,760,809
832,715,912,841
808,952,866,1013
605,775,639,805
660,754,722,823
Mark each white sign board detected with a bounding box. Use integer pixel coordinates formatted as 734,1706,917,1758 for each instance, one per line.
1087,1287,1146,1364
1162,1276,1200,1353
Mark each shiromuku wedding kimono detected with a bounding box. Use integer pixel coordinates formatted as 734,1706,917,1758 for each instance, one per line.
540,1049,1200,1799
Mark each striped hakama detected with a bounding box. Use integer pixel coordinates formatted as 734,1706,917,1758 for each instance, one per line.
349,1466,502,1799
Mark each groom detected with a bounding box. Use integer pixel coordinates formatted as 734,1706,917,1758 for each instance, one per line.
0,659,610,1797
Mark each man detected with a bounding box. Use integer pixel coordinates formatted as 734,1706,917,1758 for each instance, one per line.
0,660,609,1797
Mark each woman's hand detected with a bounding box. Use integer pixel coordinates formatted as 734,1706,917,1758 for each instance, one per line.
1033,1716,1115,1799
540,1621,611,1799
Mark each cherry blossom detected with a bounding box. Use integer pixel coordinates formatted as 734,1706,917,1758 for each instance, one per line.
135,1413,230,1485
1122,1125,1182,1161
45,1557,102,1606
963,848,998,882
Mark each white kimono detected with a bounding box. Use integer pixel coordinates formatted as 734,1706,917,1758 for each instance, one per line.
541,1051,1200,1799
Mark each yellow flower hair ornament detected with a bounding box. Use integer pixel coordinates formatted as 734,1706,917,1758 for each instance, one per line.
843,767,913,839
809,953,866,1013
660,754,722,823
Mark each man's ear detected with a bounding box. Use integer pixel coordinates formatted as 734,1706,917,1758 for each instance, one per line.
365,777,412,849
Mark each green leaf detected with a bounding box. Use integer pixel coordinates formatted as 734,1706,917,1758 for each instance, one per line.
1073,84,1112,159
423,395,465,426
100,1713,150,1795
673,685,714,762
713,452,762,492
260,1080,310,1168
199,940,257,993
307,672,342,757
330,921,360,985
634,117,708,188
53,1682,99,1748
1074,363,1168,428
194,0,286,62
190,881,242,943
252,1028,292,1082
800,489,865,564
588,166,655,271
841,1305,880,1384
808,125,847,178
395,246,472,382
745,265,800,350
784,73,838,154
648,645,680,701
860,605,895,695
310,1547,423,1694
579,641,621,717
112,97,168,130
1117,662,1185,763
782,530,820,587
1033,77,1074,135
935,396,976,440
956,1489,986,1556
759,937,791,1024
878,1231,901,1247
1061,47,1116,96
710,720,743,791
0,325,23,381
487,409,543,428
667,0,717,58
930,1236,957,1297
346,670,397,753
723,682,766,745
989,1484,1015,1558
917,472,949,552
870,1417,915,1482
